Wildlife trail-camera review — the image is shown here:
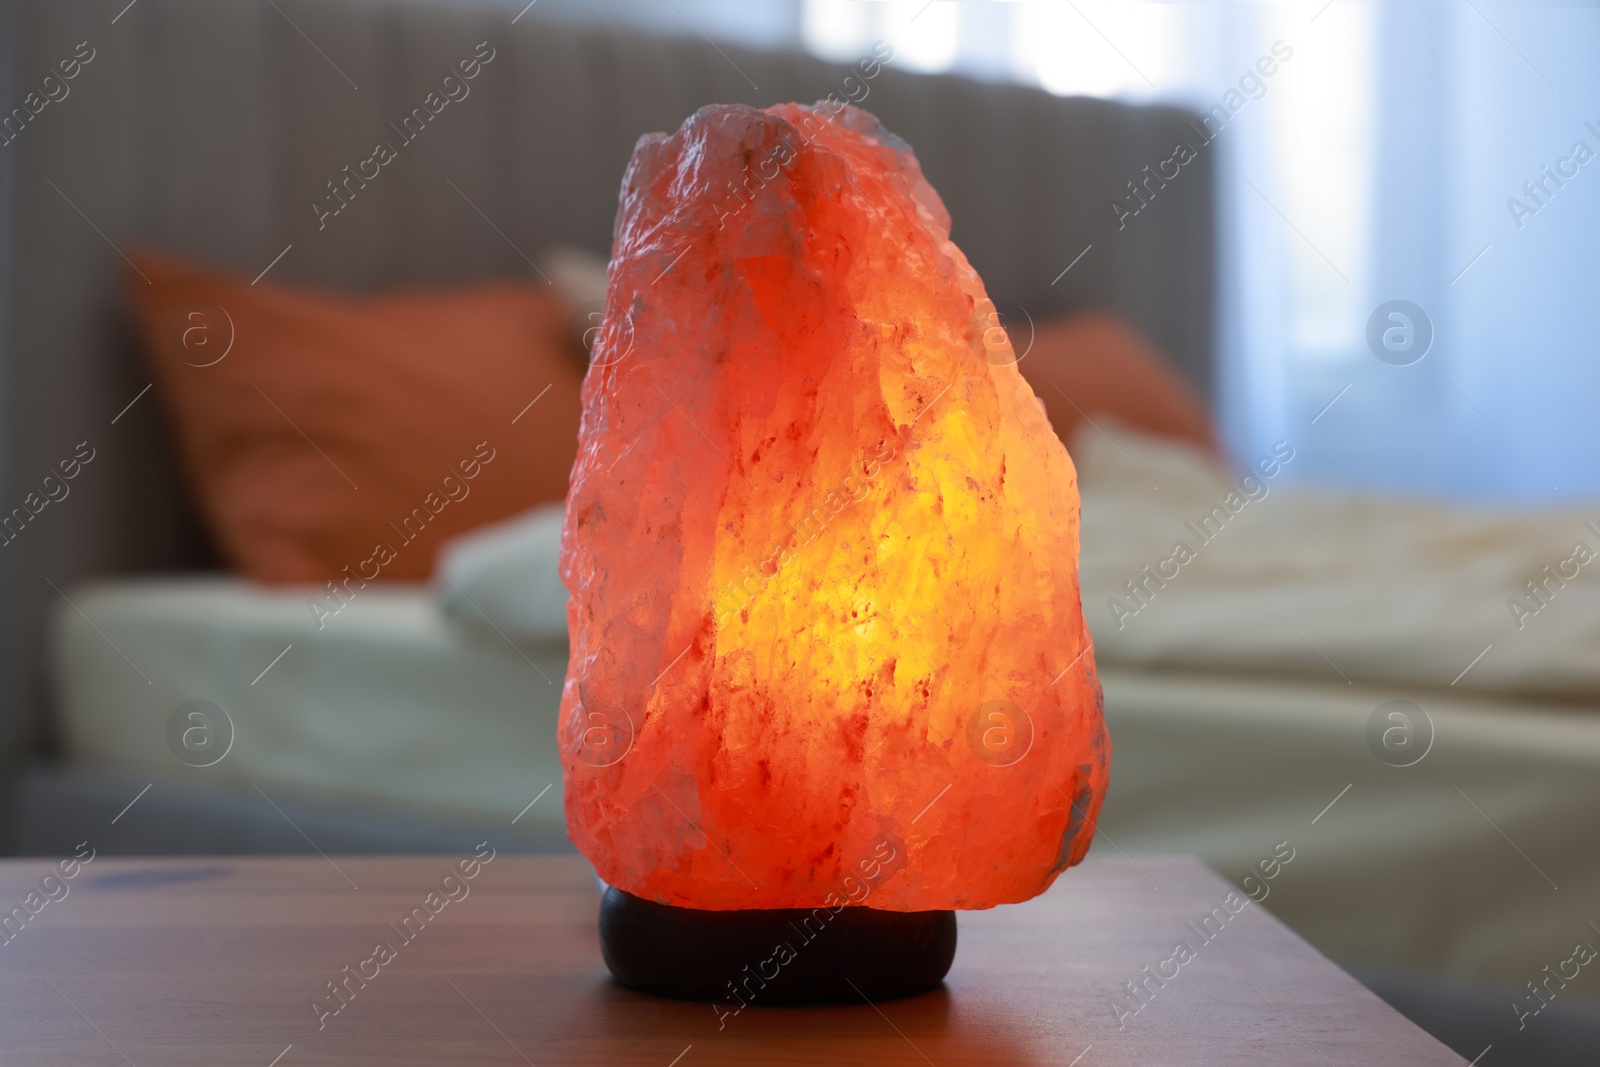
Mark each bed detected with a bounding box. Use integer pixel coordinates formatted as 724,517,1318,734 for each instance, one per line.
46,428,1600,1020
5,0,1212,849
3,0,1211,827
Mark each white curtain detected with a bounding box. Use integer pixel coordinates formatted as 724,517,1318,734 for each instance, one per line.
793,0,1600,502
1248,0,1600,503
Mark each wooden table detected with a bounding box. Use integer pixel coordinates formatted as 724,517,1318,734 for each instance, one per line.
1,852,1463,1065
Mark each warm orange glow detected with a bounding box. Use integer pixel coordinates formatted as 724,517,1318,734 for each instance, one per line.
560,102,1108,911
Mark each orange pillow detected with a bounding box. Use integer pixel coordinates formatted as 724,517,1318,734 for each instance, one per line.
128,250,585,584
1016,312,1216,455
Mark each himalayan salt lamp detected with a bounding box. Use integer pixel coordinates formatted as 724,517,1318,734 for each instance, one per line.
560,100,1109,1003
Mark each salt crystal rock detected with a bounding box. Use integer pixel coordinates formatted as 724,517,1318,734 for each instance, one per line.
560,101,1108,911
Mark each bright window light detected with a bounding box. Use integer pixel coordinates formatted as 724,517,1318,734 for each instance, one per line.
803,0,958,74
881,0,959,74
1013,0,1174,99
801,0,872,64
1262,4,1374,359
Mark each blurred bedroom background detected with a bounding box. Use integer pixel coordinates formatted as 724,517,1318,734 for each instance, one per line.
530,0,1600,501
2,0,1597,1064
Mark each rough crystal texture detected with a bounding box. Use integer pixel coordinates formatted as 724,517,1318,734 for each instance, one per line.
560,102,1109,911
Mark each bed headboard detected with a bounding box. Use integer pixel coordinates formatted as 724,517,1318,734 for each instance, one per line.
0,0,1214,775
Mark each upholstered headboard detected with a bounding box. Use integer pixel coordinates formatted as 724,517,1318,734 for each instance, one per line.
0,0,1213,780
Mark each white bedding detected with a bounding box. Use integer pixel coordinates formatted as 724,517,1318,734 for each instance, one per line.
48,431,1600,1005
1074,425,1600,699
435,501,569,647
49,577,568,832
435,426,1600,701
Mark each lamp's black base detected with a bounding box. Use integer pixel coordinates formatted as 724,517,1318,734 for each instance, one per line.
598,886,956,1004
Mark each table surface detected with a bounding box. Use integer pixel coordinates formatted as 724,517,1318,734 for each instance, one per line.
0,851,1464,1066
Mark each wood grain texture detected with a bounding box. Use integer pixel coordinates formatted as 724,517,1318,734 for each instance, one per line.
0,853,1463,1065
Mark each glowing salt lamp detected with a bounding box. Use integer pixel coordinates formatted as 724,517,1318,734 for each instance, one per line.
560,102,1109,1003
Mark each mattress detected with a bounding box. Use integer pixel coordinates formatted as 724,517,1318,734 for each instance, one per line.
53,576,1600,1007
49,577,569,835
1096,667,1600,1011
